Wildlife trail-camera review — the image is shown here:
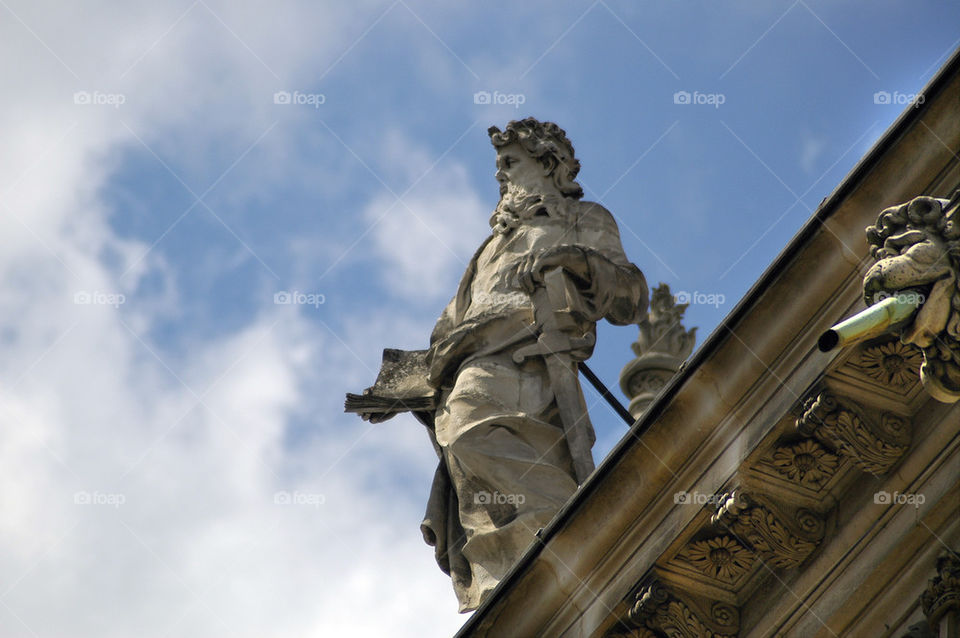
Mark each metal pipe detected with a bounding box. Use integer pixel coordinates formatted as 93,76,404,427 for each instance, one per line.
817,294,921,352
578,362,636,427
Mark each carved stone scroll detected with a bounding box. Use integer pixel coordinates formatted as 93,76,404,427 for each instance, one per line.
712,491,825,570
619,579,740,638
796,390,910,475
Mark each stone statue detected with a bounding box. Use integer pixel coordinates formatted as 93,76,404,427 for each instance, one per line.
862,192,960,402
347,118,648,611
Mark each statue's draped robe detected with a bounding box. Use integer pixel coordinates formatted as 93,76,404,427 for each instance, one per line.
419,197,647,611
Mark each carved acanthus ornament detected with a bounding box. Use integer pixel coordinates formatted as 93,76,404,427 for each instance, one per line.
620,283,697,418
712,491,824,570
921,551,960,626
796,390,910,475
620,580,740,638
862,193,960,403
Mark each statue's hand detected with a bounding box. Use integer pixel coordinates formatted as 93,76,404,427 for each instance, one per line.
360,411,396,424
517,246,588,293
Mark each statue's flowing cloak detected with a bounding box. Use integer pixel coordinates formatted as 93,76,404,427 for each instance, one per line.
418,198,648,600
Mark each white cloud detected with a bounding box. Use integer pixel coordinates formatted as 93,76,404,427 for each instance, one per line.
365,131,492,300
0,2,466,636
799,133,827,175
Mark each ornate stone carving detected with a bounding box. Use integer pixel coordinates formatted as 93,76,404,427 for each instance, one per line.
622,580,739,638
712,492,824,570
620,283,697,418
863,193,960,403
921,551,960,625
796,391,910,475
769,438,839,489
679,536,754,585
859,340,923,389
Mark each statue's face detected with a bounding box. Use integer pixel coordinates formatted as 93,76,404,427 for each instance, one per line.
495,142,553,196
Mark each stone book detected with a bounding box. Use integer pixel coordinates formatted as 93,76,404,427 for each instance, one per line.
344,348,437,414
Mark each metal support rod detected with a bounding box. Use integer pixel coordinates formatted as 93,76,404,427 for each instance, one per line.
577,361,636,427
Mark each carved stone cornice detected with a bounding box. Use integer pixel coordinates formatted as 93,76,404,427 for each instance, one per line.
616,579,740,638
921,551,960,625
796,390,911,475
712,491,825,570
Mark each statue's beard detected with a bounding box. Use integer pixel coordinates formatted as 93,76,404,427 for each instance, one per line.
490,182,555,235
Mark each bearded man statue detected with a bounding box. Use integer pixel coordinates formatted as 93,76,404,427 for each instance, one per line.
350,118,648,611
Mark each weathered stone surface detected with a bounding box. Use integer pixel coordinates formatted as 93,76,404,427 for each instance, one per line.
863,193,960,402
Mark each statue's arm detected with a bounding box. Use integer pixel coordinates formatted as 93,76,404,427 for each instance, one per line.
518,203,648,324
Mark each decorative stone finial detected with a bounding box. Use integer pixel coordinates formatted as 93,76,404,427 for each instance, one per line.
921,550,960,626
619,283,696,418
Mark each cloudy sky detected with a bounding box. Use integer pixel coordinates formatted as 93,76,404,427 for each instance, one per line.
1,2,958,636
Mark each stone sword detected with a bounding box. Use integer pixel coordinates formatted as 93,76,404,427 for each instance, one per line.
512,267,598,485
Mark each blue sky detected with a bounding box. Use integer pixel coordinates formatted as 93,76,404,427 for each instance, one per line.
1,1,958,636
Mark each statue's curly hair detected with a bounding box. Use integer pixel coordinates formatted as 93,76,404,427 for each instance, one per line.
488,118,583,199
